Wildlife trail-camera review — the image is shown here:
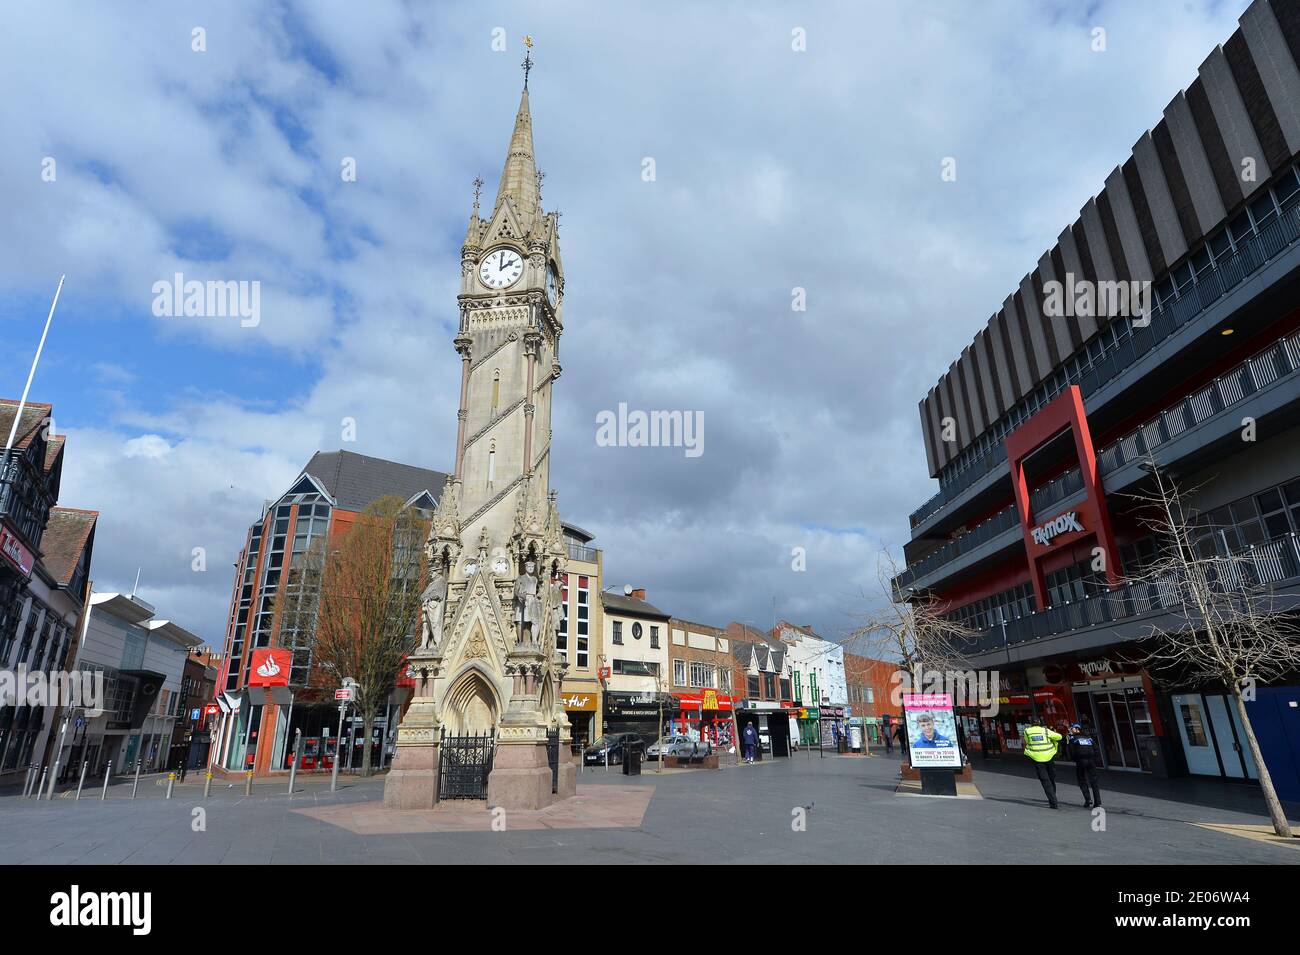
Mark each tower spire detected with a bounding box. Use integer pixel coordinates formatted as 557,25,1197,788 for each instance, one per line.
493,42,540,221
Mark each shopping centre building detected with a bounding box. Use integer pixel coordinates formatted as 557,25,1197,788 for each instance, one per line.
896,0,1300,798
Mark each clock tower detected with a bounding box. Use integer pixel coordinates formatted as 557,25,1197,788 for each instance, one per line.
384,51,576,810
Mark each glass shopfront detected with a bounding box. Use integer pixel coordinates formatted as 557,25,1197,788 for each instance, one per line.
1071,678,1156,771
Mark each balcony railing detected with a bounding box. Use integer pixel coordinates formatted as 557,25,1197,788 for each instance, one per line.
895,502,1020,591
899,328,1300,594
1028,466,1083,520
1096,330,1300,475
565,541,599,563
965,533,1300,657
910,199,1300,530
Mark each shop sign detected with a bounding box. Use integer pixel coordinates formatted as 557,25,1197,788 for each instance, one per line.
675,689,733,711
247,648,292,688
1043,657,1143,683
0,525,35,578
604,691,669,718
1031,510,1084,547
561,692,597,712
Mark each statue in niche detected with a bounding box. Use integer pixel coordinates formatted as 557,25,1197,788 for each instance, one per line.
514,559,542,643
419,555,448,650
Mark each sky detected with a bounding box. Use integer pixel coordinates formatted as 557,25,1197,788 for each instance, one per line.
0,0,1254,650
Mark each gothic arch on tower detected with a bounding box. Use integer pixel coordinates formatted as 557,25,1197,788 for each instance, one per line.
442,662,502,735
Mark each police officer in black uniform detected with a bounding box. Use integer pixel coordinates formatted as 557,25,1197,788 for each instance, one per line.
1066,722,1102,808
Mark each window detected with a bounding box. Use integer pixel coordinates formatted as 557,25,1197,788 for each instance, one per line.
612,620,622,645
689,661,714,688
866,687,875,704
673,659,686,686
746,675,760,697
649,625,659,648
780,678,791,699
719,669,732,692
763,673,775,698
631,621,643,640
575,575,589,668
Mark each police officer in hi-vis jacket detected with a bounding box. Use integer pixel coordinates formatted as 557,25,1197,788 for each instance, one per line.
1022,719,1063,809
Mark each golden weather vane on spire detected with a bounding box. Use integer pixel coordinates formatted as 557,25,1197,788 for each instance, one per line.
522,35,534,89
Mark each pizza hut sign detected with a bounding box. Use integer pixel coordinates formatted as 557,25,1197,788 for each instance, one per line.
1031,510,1084,547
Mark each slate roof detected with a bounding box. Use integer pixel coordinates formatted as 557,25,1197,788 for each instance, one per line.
600,591,671,620
43,434,65,472
0,400,52,452
729,622,787,673
300,450,450,512
40,507,97,587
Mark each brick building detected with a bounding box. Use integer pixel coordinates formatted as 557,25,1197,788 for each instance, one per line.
213,449,448,775
844,653,898,746
666,618,738,749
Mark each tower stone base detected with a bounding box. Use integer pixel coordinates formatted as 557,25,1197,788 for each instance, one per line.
556,744,577,799
383,739,440,810
486,741,554,810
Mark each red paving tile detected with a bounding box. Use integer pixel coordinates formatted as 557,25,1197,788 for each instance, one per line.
293,783,654,834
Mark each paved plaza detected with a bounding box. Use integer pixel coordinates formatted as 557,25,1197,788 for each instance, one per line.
1,752,1297,864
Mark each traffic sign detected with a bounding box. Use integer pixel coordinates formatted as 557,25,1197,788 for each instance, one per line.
335,687,354,701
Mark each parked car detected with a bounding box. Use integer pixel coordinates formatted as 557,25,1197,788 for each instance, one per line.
646,735,713,760
583,733,642,766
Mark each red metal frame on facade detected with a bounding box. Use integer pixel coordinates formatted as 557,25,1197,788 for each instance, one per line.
1004,385,1122,610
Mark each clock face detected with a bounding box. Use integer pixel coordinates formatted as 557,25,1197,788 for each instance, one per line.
546,264,559,305
479,247,523,289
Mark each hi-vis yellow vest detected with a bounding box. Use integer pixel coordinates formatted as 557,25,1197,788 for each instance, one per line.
1022,725,1061,762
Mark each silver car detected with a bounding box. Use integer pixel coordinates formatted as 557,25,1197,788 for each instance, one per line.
646,735,711,760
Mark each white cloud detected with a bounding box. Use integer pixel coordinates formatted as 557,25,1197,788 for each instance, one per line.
1,0,1252,644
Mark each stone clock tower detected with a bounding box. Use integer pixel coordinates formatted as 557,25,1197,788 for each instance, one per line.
384,58,577,810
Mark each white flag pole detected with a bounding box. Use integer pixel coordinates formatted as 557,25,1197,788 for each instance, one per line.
3,274,65,455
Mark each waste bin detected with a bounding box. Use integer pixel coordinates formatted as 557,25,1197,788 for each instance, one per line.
622,744,642,776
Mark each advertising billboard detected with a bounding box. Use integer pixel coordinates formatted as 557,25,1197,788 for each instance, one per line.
903,693,962,768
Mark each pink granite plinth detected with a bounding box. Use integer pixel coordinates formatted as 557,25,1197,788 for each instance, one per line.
383,743,439,810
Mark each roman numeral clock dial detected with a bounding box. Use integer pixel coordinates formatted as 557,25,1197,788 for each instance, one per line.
478,247,523,289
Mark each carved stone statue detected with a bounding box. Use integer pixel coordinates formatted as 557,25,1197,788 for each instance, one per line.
419,566,448,650
547,570,563,615
514,560,542,643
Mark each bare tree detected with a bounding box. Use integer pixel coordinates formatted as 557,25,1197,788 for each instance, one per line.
850,548,978,691
1125,457,1300,838
308,496,430,778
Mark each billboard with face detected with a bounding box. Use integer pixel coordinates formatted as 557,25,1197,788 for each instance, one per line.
903,693,962,768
